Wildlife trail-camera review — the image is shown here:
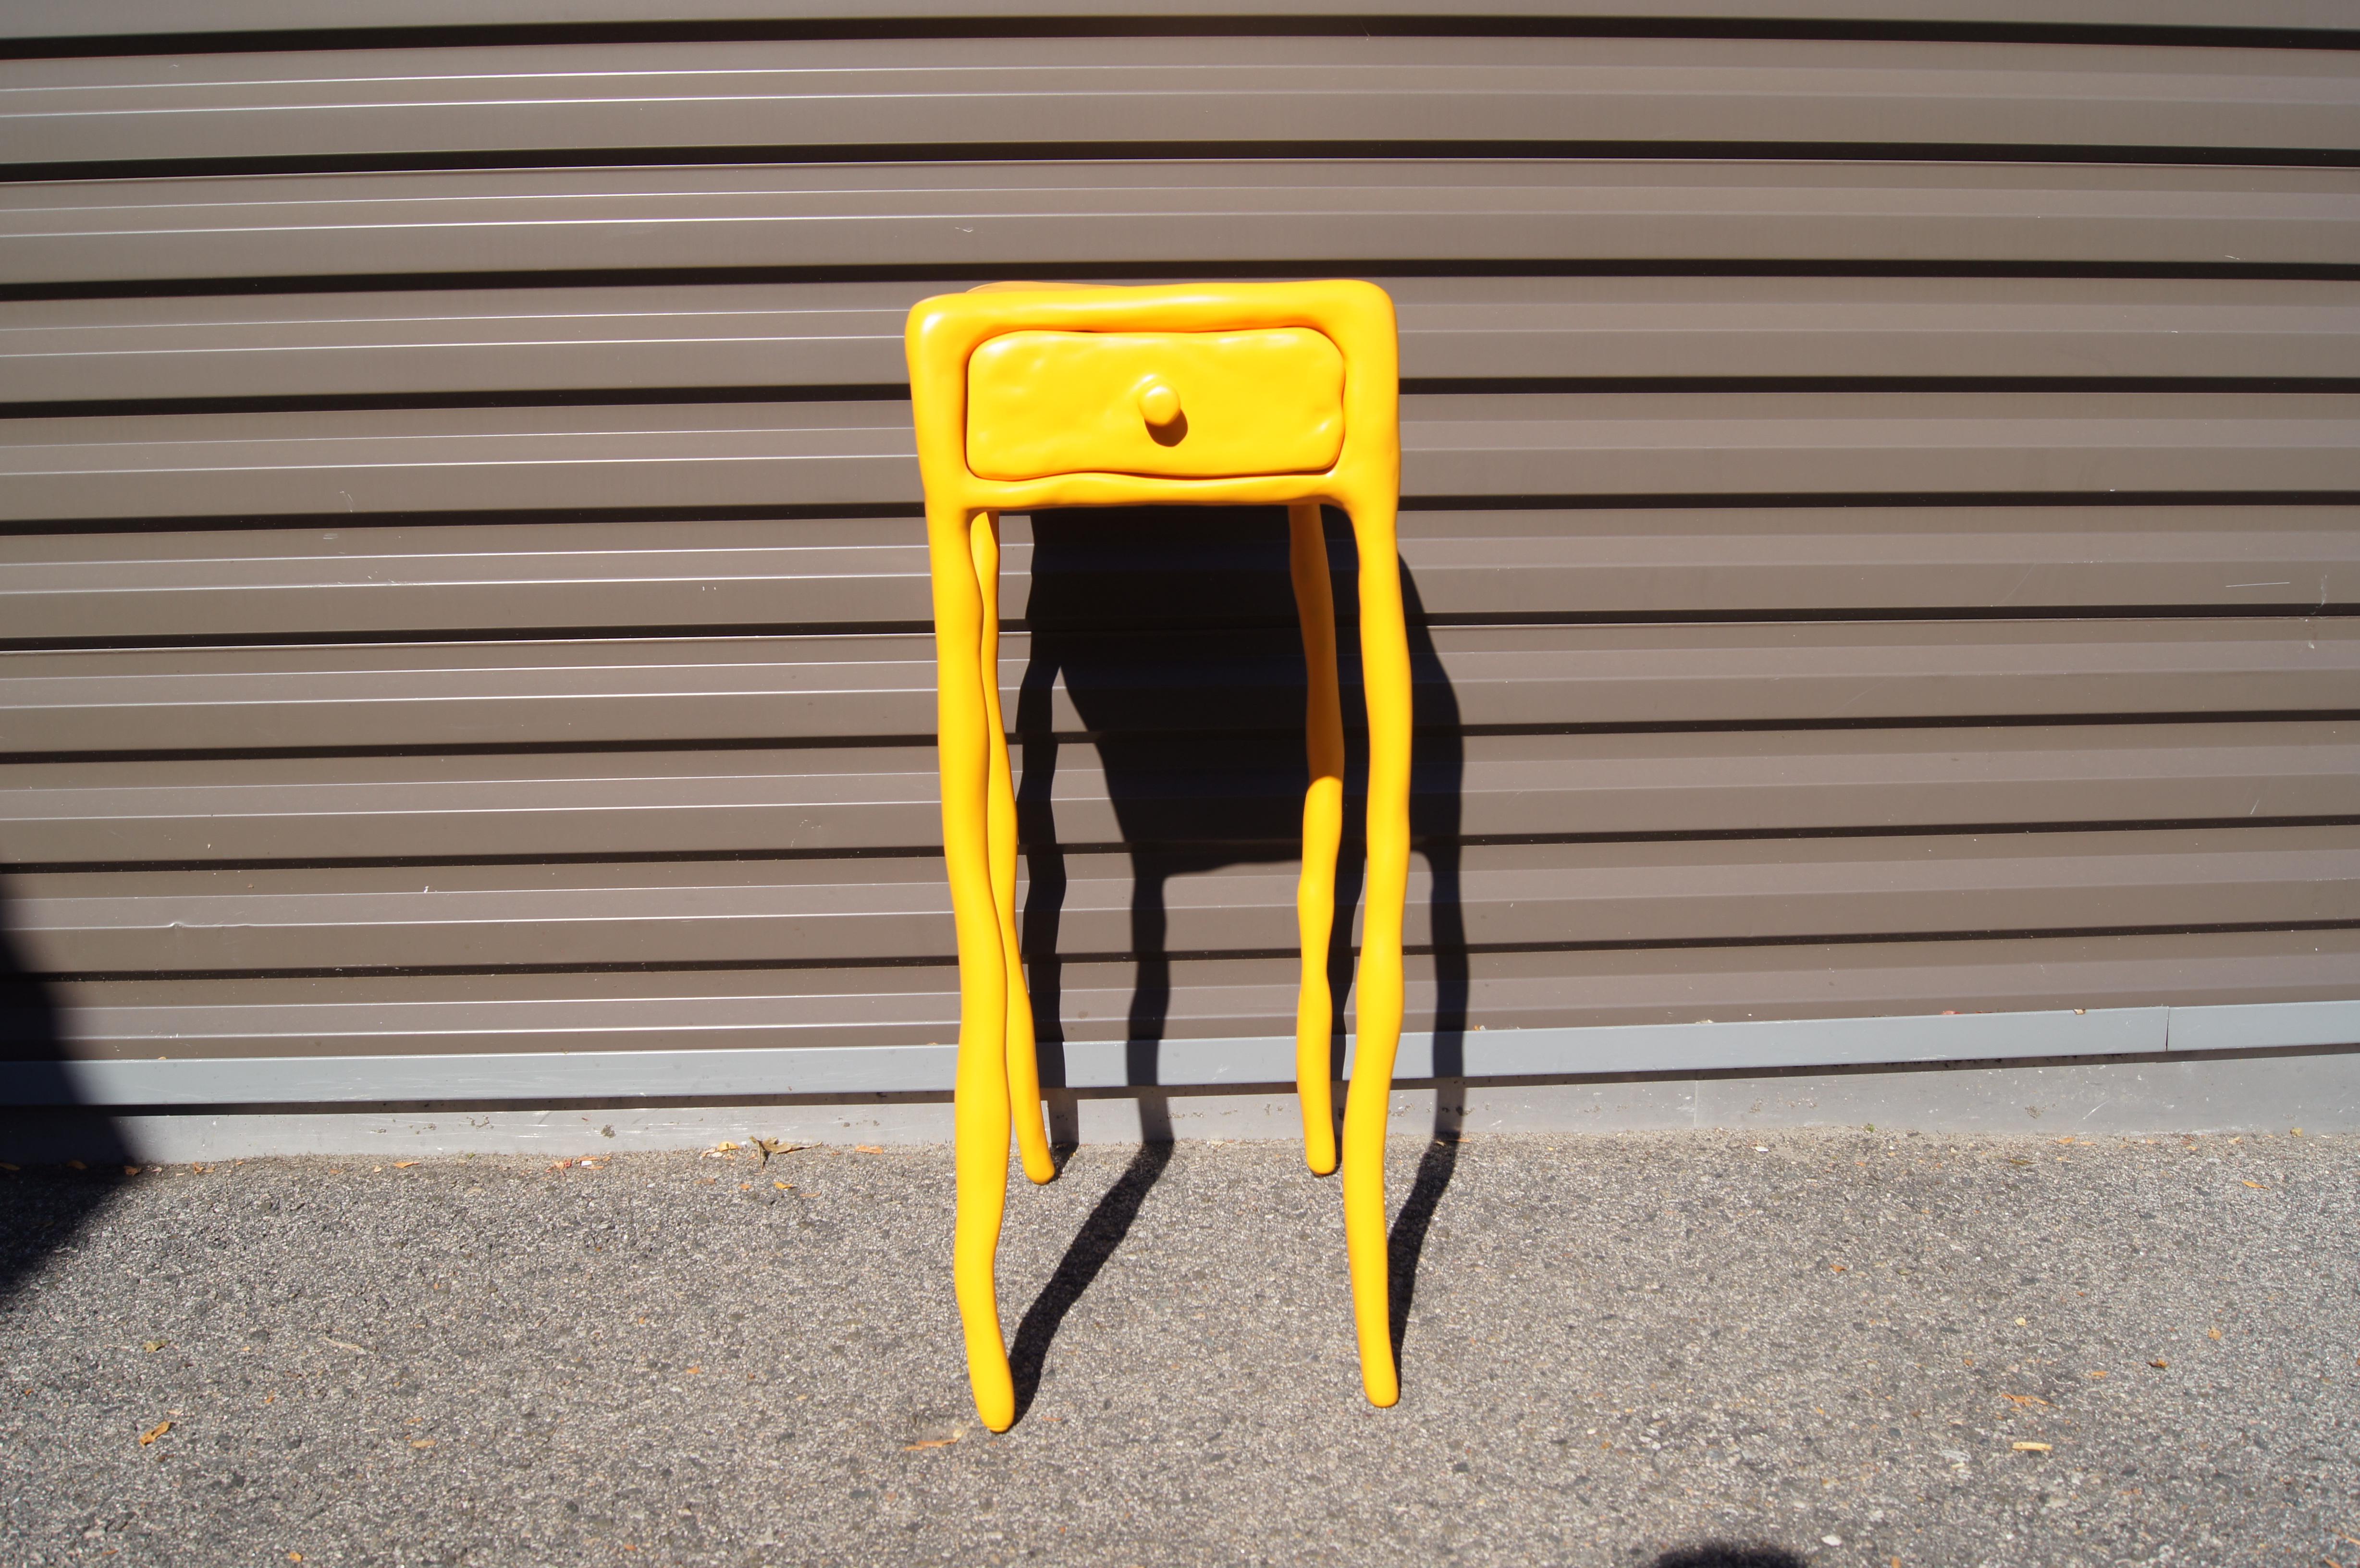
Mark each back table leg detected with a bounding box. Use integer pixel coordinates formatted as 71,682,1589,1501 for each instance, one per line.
975,511,1057,1186
1288,502,1345,1177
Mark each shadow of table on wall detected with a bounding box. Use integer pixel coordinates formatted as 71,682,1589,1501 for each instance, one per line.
0,877,136,1297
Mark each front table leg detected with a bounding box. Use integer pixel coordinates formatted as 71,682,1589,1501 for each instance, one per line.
1340,492,1412,1409
929,500,1018,1431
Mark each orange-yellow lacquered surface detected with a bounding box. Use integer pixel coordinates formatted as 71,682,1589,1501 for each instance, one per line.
966,328,1345,481
908,279,1405,1432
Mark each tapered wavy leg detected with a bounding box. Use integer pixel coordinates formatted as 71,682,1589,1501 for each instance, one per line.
930,500,1017,1432
1288,502,1345,1177
1339,492,1412,1409
974,512,1056,1187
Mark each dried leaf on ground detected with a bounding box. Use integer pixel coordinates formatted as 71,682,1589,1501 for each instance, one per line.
2000,1393,2051,1408
903,1435,960,1451
753,1139,801,1165
2150,1359,2169,1369
139,1421,172,1446
2242,1180,2267,1189
2087,1370,2108,1379
855,1145,885,1154
409,1438,435,1450
2208,1327,2224,1340
2010,1441,2052,1452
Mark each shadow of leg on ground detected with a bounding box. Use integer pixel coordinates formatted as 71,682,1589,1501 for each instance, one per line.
1007,1137,1175,1420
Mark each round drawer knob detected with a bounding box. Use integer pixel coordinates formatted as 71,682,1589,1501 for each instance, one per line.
1138,382,1181,428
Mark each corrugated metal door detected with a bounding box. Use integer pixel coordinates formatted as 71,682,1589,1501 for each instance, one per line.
2,5,2356,1102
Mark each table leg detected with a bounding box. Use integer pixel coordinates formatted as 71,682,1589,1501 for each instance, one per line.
974,512,1057,1186
930,499,1017,1432
1340,490,1411,1409
1288,502,1344,1177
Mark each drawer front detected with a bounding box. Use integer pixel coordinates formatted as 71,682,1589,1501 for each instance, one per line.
965,328,1345,482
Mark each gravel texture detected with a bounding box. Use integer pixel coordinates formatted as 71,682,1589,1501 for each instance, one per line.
2,1129,2355,1568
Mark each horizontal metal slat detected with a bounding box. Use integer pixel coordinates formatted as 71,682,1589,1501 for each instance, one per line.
0,517,937,637
6,392,2357,522
8,504,2356,641
8,278,2357,404
9,38,2353,168
1391,505,2359,617
0,281,926,403
32,998,2360,1101
37,926,2360,1062
0,399,910,519
0,745,940,864
3,160,2352,287
7,1,2350,41
1403,391,2360,498
3,620,2352,755
8,724,2354,867
11,827,2355,975
44,997,2360,1102
0,1009,2175,1102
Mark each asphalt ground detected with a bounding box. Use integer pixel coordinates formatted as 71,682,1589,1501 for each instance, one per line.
1,1128,2355,1568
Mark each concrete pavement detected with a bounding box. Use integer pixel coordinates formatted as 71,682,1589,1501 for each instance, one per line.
2,1128,2354,1567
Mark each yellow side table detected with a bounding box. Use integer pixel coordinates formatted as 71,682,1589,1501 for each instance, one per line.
905,280,1408,1429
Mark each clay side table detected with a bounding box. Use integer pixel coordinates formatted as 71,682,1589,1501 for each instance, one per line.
905,280,1407,1428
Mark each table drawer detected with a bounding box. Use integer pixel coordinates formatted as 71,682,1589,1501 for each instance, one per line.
965,328,1345,482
